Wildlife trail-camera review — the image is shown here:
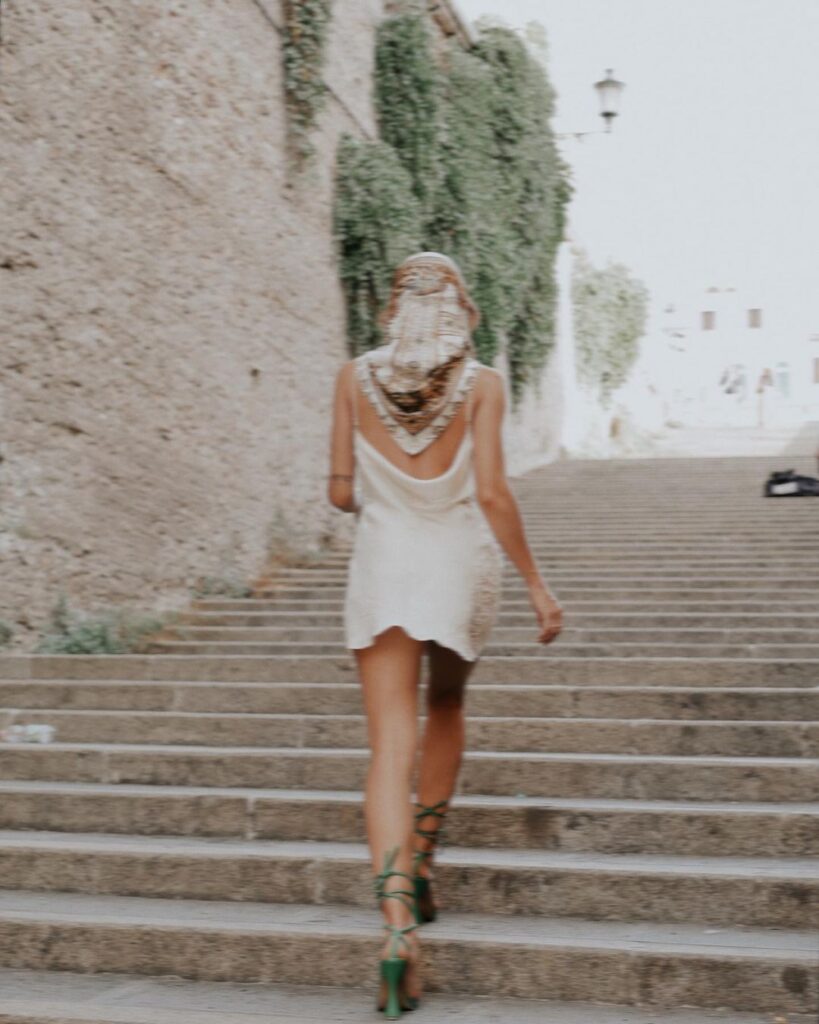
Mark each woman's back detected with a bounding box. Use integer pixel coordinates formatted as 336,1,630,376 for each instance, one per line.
350,354,478,483
344,353,503,661
349,354,482,518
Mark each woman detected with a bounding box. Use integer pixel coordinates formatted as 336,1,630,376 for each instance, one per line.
327,251,562,1019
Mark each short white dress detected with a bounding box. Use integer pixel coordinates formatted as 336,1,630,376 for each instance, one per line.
344,355,504,662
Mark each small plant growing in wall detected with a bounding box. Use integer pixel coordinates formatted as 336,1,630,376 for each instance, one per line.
0,621,13,648
35,593,168,655
189,575,254,599
264,507,326,568
282,0,334,173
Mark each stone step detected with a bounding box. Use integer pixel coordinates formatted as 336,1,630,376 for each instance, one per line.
188,593,818,606
304,543,818,558
269,559,819,574
159,625,819,644
191,596,819,611
517,511,819,517
146,639,819,659
1,965,805,1024
282,551,819,567
305,555,816,569
479,506,816,514
0,890,814,1014
327,526,819,538
0,832,815,929
514,503,819,510
2,743,816,801
3,709,818,757
3,679,817,720
3,654,817,686
252,577,818,593
509,506,819,515
321,514,818,525
177,609,819,627
1,782,815,857
250,583,819,599
302,540,819,556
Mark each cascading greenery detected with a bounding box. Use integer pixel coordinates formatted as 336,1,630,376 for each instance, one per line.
333,12,574,403
571,244,650,406
282,0,334,171
373,13,442,221
333,137,425,355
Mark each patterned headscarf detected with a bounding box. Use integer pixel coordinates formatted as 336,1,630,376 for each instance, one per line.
354,251,481,455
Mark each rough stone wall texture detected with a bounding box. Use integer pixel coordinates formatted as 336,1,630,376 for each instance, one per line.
0,0,562,653
0,0,383,650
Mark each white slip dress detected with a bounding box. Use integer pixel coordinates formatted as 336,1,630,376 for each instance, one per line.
343,356,504,662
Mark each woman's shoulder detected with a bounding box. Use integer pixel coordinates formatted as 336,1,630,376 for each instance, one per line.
337,355,362,380
471,361,504,394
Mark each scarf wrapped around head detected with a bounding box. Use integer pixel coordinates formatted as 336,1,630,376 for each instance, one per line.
355,251,482,455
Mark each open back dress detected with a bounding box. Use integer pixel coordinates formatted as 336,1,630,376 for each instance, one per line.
343,354,504,662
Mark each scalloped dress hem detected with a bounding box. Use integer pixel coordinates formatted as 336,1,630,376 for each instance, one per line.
346,621,481,663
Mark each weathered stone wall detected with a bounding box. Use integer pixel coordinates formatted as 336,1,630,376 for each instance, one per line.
0,0,384,649
0,0,563,652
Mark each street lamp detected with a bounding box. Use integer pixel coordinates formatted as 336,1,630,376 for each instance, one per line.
595,69,625,132
556,68,626,140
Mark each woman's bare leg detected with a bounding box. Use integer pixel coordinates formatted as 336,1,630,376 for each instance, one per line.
354,625,424,997
413,641,477,877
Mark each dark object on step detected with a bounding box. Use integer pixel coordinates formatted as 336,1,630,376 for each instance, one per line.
763,469,819,497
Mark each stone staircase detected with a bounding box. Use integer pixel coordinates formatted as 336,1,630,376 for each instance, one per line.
0,453,817,1023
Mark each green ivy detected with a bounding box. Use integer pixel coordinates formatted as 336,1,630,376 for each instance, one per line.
333,136,424,355
282,0,334,171
572,245,650,406
374,14,443,221
333,14,573,403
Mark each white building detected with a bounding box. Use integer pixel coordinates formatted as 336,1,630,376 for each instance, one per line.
646,286,819,428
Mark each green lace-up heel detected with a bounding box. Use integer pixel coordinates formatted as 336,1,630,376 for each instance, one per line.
411,799,449,924
373,845,421,1018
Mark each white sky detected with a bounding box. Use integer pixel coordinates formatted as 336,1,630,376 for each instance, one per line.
455,0,819,338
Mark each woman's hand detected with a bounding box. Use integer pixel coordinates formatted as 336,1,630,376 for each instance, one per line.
527,577,563,645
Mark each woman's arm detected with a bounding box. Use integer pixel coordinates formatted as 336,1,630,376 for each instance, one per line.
471,367,562,642
327,361,360,514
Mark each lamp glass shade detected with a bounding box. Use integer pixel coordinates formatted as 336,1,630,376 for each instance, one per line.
594,69,625,117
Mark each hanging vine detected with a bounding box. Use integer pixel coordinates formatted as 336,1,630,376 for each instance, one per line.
332,136,424,355
333,13,574,404
433,27,573,397
374,13,443,221
572,244,650,406
282,0,334,172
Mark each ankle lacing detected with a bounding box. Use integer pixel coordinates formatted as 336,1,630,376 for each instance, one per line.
374,845,419,960
411,799,449,874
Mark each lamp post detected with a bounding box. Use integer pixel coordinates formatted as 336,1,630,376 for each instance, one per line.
553,70,625,455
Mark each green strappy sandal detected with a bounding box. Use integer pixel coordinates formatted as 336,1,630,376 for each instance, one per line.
373,845,421,1019
411,799,449,925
